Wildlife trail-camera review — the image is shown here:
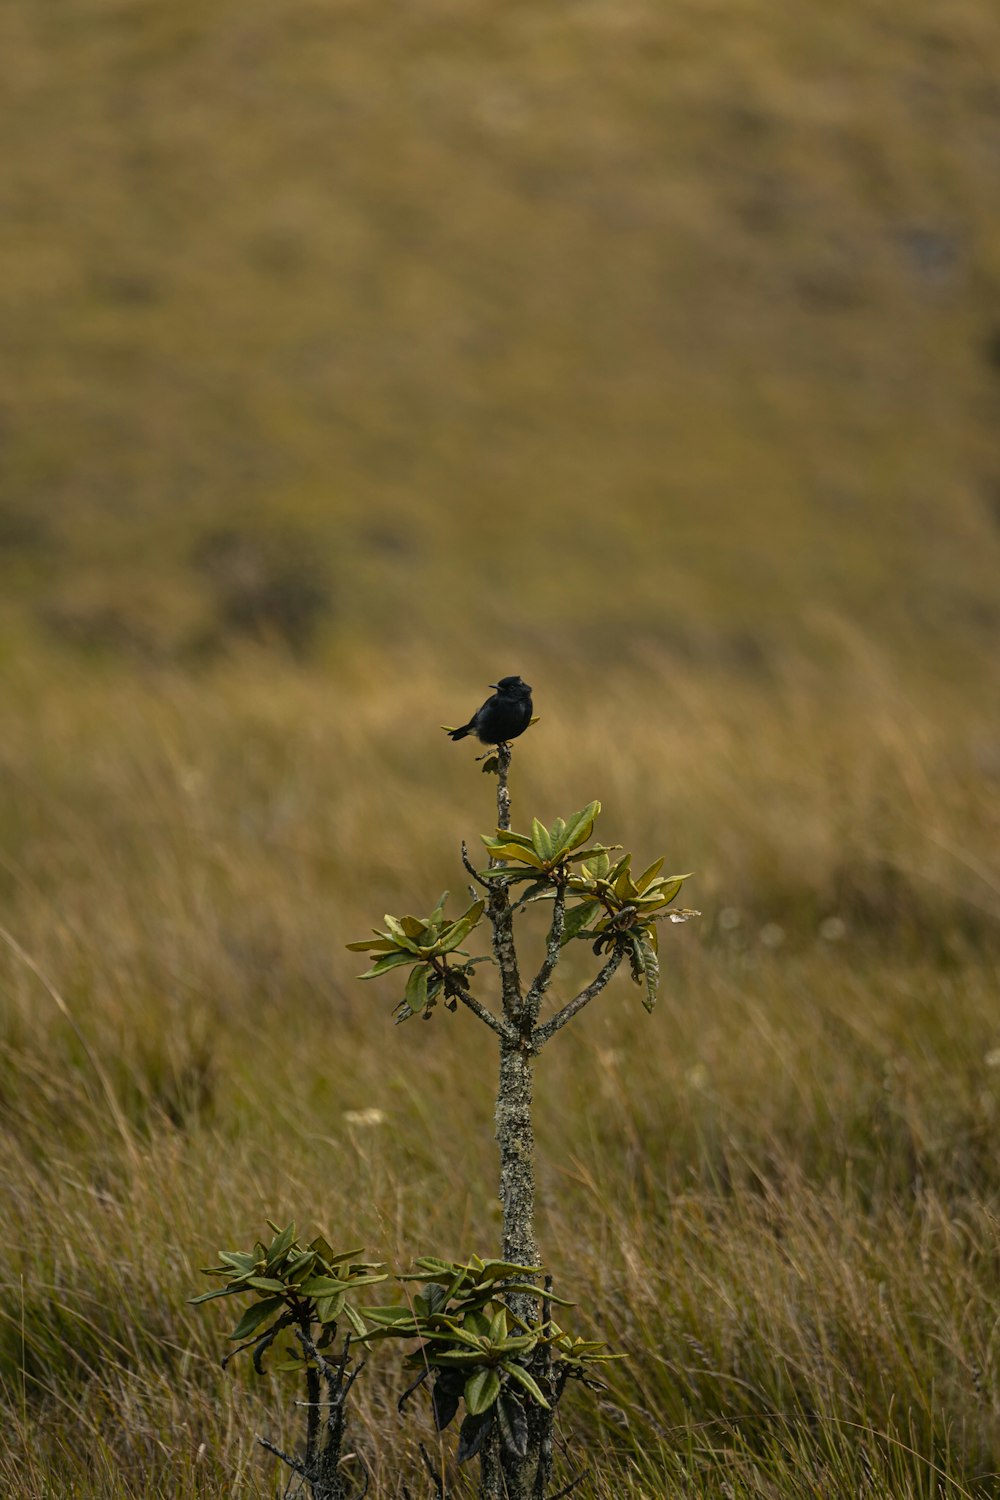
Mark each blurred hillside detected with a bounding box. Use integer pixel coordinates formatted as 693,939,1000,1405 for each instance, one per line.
1,0,999,672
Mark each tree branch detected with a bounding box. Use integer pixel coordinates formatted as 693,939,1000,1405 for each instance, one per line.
525,882,566,1023
461,840,489,890
256,1434,306,1476
418,1442,446,1499
299,1317,320,1464
456,988,515,1040
441,966,515,1040
495,741,512,831
486,743,523,1021
532,948,625,1049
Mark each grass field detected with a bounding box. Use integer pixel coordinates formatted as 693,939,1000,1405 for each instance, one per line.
2,0,1000,1495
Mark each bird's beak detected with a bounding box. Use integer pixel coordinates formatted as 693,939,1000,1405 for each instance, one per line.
489,683,498,689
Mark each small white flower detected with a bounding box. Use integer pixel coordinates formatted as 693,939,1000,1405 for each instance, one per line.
819,916,847,942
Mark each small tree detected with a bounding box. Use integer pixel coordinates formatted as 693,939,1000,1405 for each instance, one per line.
194,728,696,1498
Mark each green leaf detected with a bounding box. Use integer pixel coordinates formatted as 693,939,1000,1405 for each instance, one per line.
325,1246,367,1266
488,1307,508,1344
246,1276,287,1293
217,1251,256,1272
358,950,417,979
652,876,688,906
380,915,420,952
316,1291,346,1324
484,842,545,869
497,1392,529,1459
560,900,601,945
343,1302,369,1338
412,1256,466,1279
427,1349,488,1367
634,857,665,892
230,1296,284,1341
556,800,601,854
361,1304,418,1326
511,879,552,909
503,1362,551,1408
429,1326,487,1351
404,964,431,1013
284,1250,317,1282
484,829,535,850
344,936,399,953
478,866,547,885
298,1276,349,1296
188,1285,241,1304
436,900,486,952
563,844,613,866
465,1367,502,1416
265,1224,296,1268
494,1334,538,1355
473,1260,543,1282
579,849,612,880
639,936,659,1013
531,818,553,862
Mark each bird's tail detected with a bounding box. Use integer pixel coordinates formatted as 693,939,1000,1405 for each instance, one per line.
448,723,473,741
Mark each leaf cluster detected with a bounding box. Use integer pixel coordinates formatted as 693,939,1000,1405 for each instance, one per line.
479,802,695,1012
361,1256,623,1465
347,803,696,1024
189,1222,387,1371
347,892,486,1022
480,800,607,886
562,849,695,1011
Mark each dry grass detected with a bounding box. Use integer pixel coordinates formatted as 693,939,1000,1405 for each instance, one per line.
1,638,998,1497
2,0,1000,1492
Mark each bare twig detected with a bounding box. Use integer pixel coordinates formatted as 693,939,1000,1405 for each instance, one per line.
440,964,515,1040
257,1435,307,1476
418,1442,446,1498
532,949,625,1049
461,839,490,890
525,882,566,1021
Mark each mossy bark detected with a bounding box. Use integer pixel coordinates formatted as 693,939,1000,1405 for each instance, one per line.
485,744,552,1500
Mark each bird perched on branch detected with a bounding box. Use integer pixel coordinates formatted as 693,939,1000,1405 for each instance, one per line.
446,676,533,745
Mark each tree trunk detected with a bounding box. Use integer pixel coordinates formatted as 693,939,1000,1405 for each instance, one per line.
496,1041,539,1321
487,745,553,1500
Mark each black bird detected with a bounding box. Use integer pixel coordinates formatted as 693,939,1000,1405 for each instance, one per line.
448,676,533,745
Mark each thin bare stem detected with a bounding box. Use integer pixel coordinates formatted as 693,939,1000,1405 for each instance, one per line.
525,882,566,1023
461,839,489,889
455,986,516,1040
418,1443,446,1499
256,1436,306,1476
437,962,514,1039
486,745,522,1019
532,948,625,1049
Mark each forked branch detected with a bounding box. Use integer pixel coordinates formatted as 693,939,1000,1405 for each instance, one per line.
532,948,626,1049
